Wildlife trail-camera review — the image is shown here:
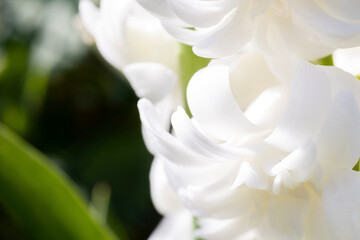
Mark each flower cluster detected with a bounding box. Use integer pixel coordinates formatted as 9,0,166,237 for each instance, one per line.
139,51,360,239
79,0,360,239
137,0,360,59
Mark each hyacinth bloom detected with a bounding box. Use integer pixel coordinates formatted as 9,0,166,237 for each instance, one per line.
138,51,360,239
77,0,360,239
79,1,190,237
137,0,360,60
79,0,181,104
79,0,179,70
148,169,193,240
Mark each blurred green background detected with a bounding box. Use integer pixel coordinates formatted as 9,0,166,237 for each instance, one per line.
0,0,160,239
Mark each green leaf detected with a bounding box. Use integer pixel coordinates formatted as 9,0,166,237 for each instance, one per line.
0,123,117,240
179,44,211,117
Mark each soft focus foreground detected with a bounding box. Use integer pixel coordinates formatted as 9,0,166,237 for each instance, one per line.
0,0,159,239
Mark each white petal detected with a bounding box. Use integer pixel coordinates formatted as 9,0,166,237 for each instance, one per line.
171,107,255,161
193,6,254,58
167,0,237,28
195,217,242,240
138,98,208,167
262,49,302,83
268,15,333,61
289,0,360,43
229,51,280,111
148,210,194,240
245,86,287,129
317,0,360,22
271,141,318,185
267,189,309,238
78,0,100,37
303,189,331,239
320,66,360,104
136,0,176,19
153,87,182,129
333,46,360,76
88,0,131,69
255,146,288,176
139,99,239,197
164,157,239,194
124,9,180,71
322,170,360,240
231,161,269,190
272,171,295,195
178,184,268,219
123,63,177,103
316,91,360,174
161,22,210,45
150,157,183,215
196,214,262,240
266,61,331,152
94,27,126,69
187,64,258,142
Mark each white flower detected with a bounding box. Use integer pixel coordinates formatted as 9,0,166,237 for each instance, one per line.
148,209,194,240
138,51,360,239
79,0,179,70
79,3,190,237
79,0,180,102
333,46,360,76
137,0,360,60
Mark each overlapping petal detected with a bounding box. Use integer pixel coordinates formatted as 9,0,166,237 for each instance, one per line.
148,210,194,240
322,170,360,240
137,0,360,59
79,0,179,75
138,49,360,239
187,63,258,141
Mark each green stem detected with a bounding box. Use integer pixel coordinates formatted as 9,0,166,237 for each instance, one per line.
353,160,360,171
179,44,211,117
311,54,334,66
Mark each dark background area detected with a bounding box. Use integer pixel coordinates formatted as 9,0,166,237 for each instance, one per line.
0,0,160,239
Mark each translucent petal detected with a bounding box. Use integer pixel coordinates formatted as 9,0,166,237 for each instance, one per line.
123,63,177,103
150,158,184,215
245,86,287,129
168,0,239,28
266,62,331,152
138,98,209,167
317,0,360,22
171,107,255,161
231,161,269,190
178,184,268,219
149,210,194,240
78,0,100,37
187,64,258,142
322,170,360,240
289,0,360,42
316,91,360,174
136,0,176,19
193,7,254,58
267,189,309,238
